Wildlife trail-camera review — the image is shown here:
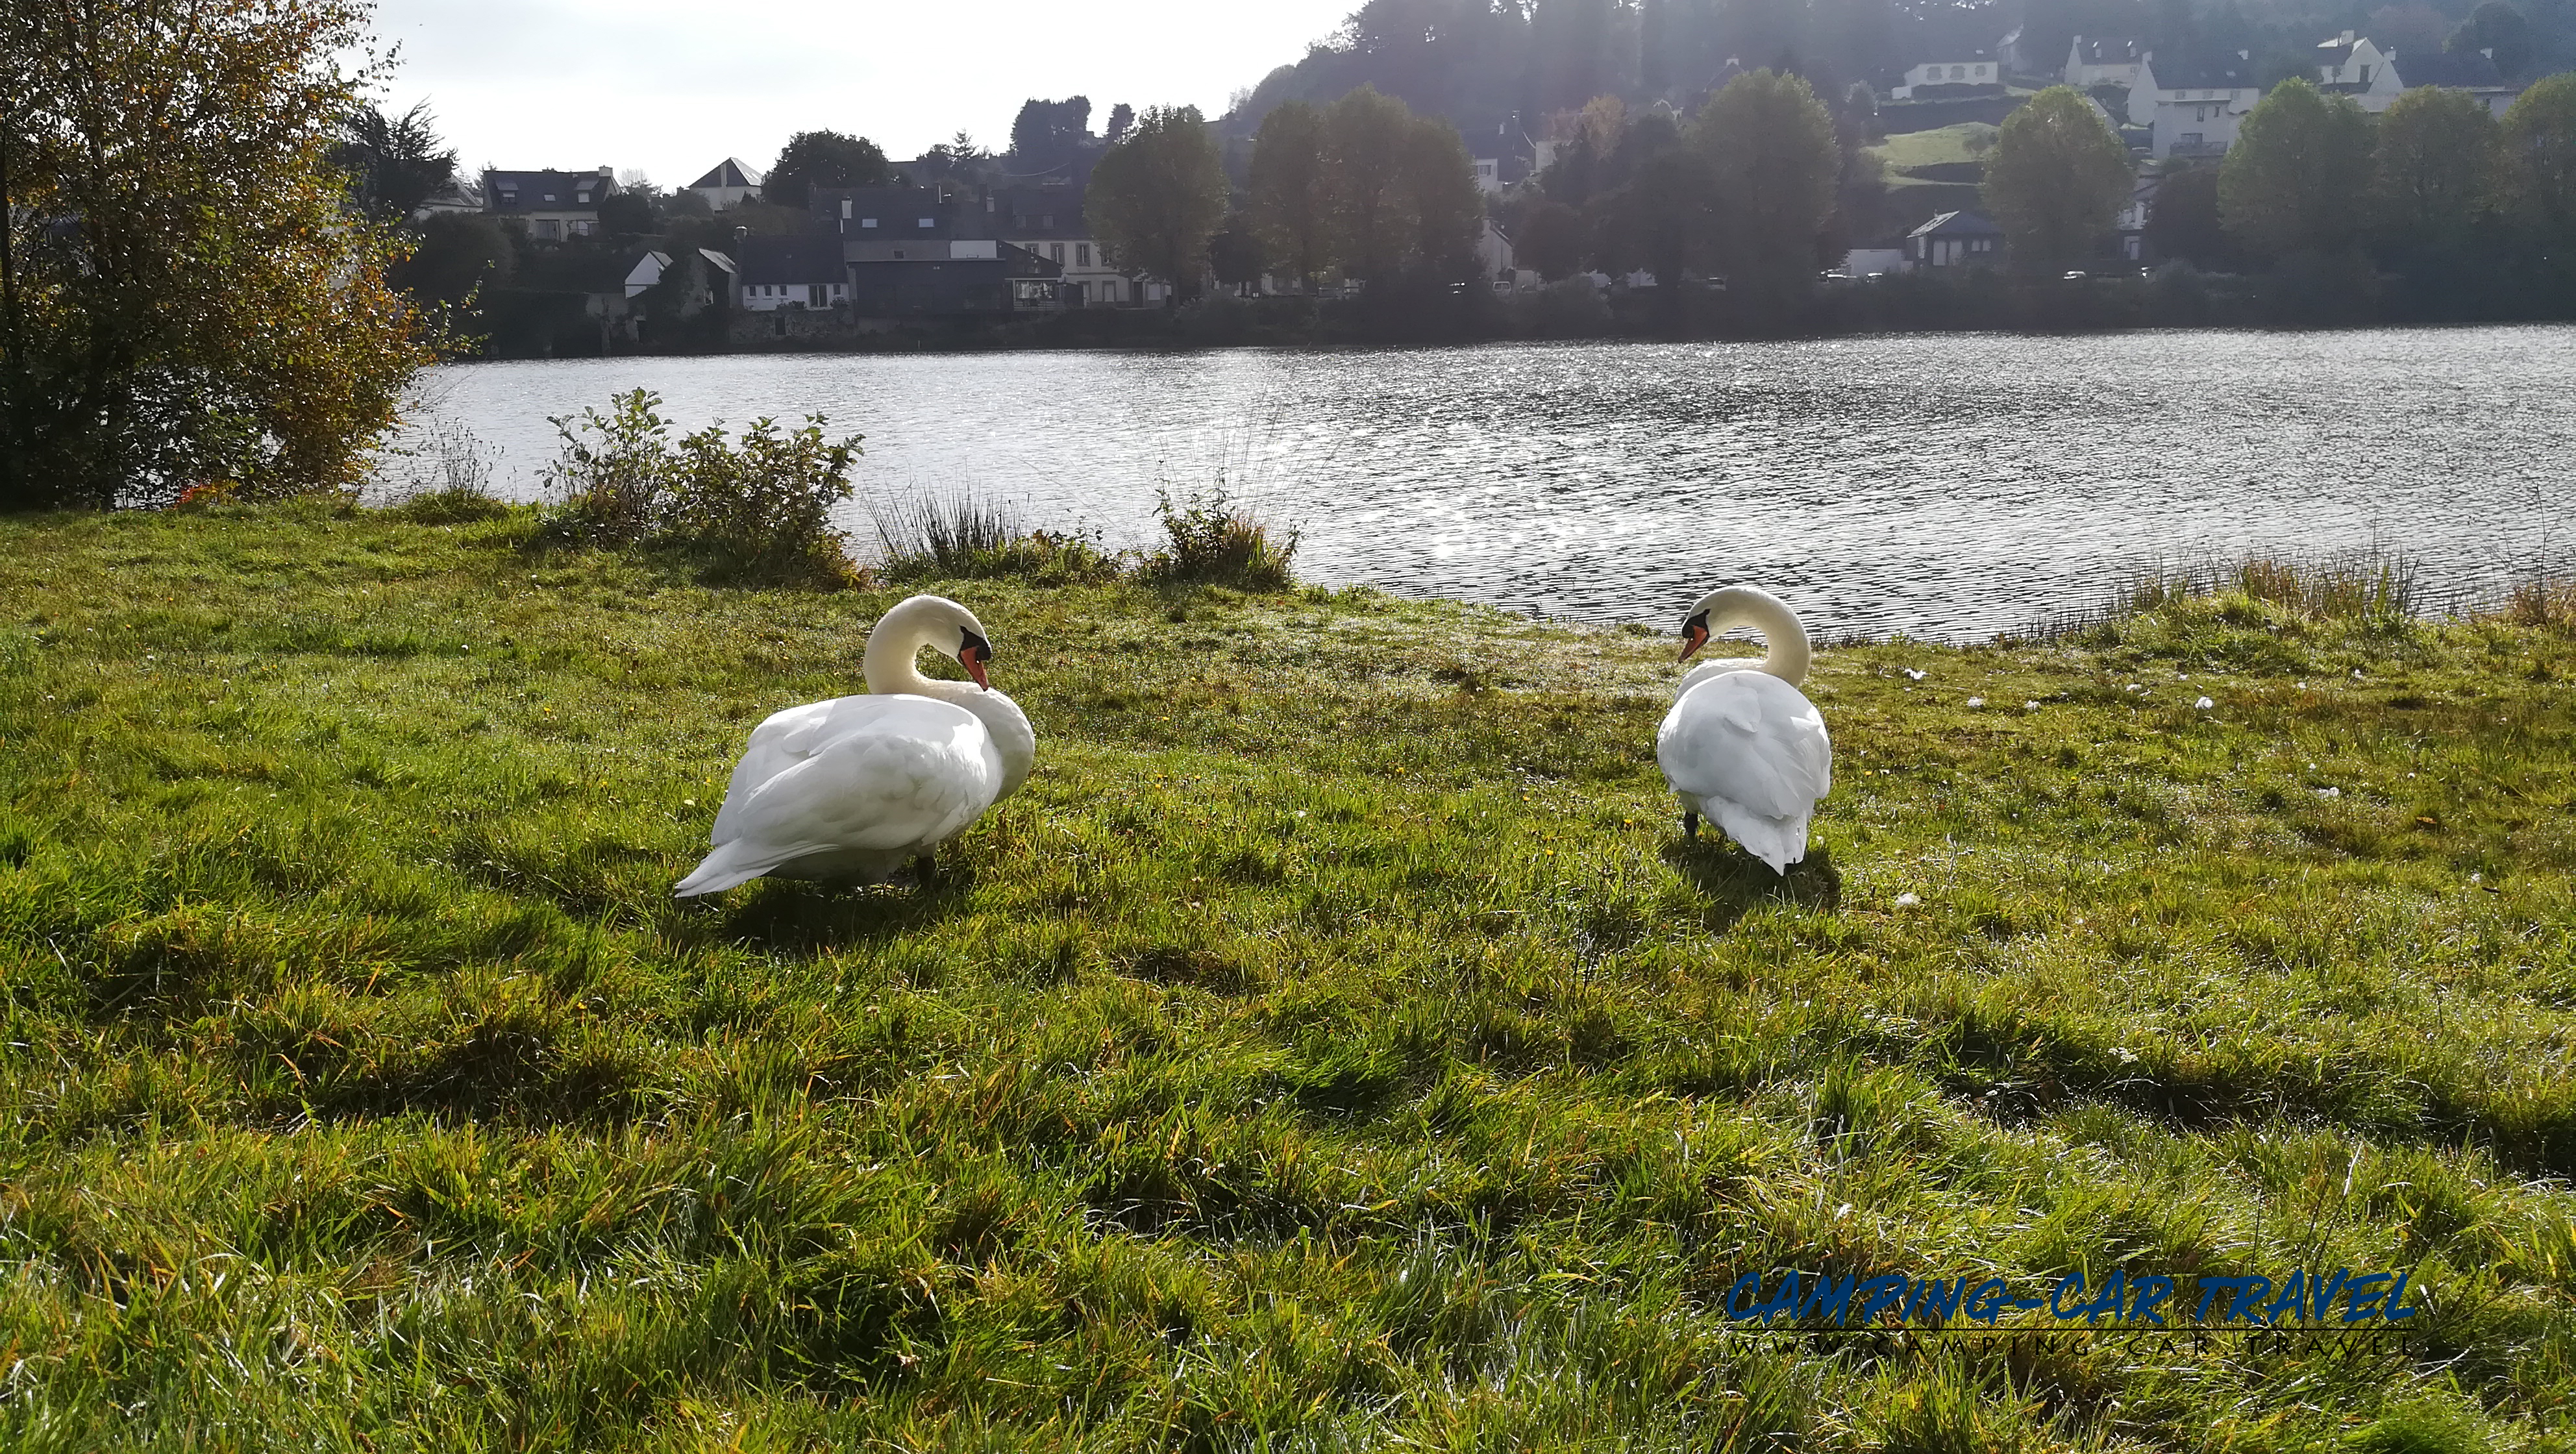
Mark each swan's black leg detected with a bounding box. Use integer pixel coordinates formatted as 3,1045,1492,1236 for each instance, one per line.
915,849,940,887
1681,811,1699,841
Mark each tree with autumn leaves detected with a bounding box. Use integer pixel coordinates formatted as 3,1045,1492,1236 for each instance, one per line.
3,0,432,510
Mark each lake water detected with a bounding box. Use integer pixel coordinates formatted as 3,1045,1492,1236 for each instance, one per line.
393,327,2576,641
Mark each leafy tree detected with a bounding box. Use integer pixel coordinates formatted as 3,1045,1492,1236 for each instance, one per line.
1009,97,1095,174
2369,86,2497,260
393,214,511,324
330,102,456,223
1326,86,1422,283
2218,79,2373,259
1598,145,1715,303
915,132,989,184
1983,86,2133,270
1208,213,1269,293
1404,113,1485,278
765,129,890,209
598,189,658,236
2496,73,2576,247
1107,103,1136,142
1517,201,1591,279
3,0,430,509
2447,1,2534,77
1692,70,1839,310
1250,101,1335,290
2144,164,2232,267
1086,106,1230,304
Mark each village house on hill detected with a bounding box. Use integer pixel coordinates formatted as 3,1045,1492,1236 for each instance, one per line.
1894,53,2001,98
2064,37,2146,89
2129,55,2264,158
985,186,1169,307
482,167,619,240
2315,32,2522,115
687,158,764,212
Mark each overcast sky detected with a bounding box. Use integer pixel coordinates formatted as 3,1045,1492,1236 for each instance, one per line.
368,0,1355,189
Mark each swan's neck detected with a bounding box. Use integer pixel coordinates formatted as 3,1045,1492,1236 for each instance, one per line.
863,598,971,700
1705,588,1812,686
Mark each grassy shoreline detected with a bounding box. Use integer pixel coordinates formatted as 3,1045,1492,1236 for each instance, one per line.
3,502,2573,1449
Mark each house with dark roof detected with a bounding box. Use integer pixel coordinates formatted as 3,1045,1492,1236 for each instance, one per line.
984,184,1170,306
1895,53,2001,99
484,168,620,240
2066,37,2146,89
1905,211,2005,269
2129,55,2264,157
739,191,1071,319
687,158,763,211
2385,49,2521,116
737,236,850,312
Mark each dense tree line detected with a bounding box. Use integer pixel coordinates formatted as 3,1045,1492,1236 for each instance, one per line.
1233,0,2576,171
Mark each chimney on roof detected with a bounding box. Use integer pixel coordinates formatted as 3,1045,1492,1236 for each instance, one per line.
2238,49,2250,59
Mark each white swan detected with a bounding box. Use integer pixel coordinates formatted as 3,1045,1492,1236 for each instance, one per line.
674,595,1036,896
1655,585,1833,874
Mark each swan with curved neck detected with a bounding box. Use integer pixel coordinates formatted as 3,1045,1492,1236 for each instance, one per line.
676,595,1035,896
1676,584,1813,686
1656,585,1833,873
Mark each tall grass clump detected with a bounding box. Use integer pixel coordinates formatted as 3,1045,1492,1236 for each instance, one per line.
2031,548,2423,642
378,417,510,524
870,492,1122,583
538,388,861,587
2504,574,2576,628
1145,484,1299,589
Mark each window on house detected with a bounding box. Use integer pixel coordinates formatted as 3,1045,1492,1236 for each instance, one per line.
841,201,852,219
543,193,557,202
861,218,878,228
1050,243,1065,263
1076,243,1092,267
918,217,934,228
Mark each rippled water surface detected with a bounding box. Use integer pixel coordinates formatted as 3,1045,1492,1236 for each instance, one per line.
404,328,2576,639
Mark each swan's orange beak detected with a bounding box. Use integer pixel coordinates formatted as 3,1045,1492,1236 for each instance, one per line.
960,642,991,691
1677,624,1710,663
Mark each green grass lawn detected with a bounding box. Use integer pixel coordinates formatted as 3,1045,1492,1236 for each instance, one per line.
1868,123,1998,174
3,503,2574,1451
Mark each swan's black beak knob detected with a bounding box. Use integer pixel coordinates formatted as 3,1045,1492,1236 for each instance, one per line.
1677,615,1711,663
959,632,993,691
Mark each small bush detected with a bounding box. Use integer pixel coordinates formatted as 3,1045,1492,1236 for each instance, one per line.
380,417,510,523
536,389,861,587
871,493,1124,582
1145,485,1298,590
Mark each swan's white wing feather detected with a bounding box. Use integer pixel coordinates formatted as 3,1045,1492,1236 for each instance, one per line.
712,694,972,846
688,695,1002,897
1655,671,1833,822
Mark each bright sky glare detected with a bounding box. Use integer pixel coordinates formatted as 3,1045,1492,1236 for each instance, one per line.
369,0,1355,190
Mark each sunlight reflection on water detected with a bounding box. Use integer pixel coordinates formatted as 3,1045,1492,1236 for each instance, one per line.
397,327,2576,640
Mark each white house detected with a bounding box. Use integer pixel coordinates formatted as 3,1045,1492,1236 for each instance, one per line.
2129,54,2264,158
987,186,1168,305
2315,31,2395,88
1473,158,1502,195
736,235,848,312
2326,42,2523,116
2386,48,2521,114
686,158,764,212
1895,55,2000,98
625,247,739,299
2064,36,2146,89
483,167,618,240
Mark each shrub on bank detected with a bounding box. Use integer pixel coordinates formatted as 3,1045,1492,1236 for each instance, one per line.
537,389,861,587
1145,486,1299,589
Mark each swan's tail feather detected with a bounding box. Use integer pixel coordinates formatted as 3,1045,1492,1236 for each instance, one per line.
1707,800,1811,876
675,841,779,898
